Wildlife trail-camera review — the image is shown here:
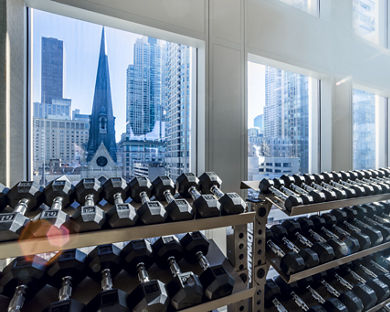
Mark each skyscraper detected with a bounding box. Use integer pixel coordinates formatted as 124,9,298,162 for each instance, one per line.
86,27,117,163
127,37,162,136
41,37,63,104
163,42,191,179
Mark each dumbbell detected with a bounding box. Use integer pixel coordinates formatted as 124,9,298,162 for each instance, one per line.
265,228,305,275
355,257,390,287
269,224,320,268
298,174,338,201
332,269,377,310
280,175,321,203
360,203,390,225
198,172,246,214
328,210,372,250
152,236,203,309
129,177,167,224
341,171,385,194
122,239,169,312
358,170,390,192
0,183,9,212
311,214,360,254
102,177,138,228
352,206,390,242
43,248,88,312
273,178,314,205
327,172,371,196
314,173,356,198
264,279,291,311
259,178,303,210
311,272,364,312
0,255,47,312
281,219,335,263
297,218,349,258
343,207,385,245
0,181,42,241
180,231,235,300
339,265,389,303
176,173,220,218
274,276,347,312
152,176,194,221
29,178,74,238
86,244,129,311
72,178,106,232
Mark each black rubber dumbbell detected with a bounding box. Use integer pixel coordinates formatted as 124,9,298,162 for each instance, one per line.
198,172,246,214
265,228,305,275
264,279,291,310
103,177,138,228
30,178,74,239
72,178,106,232
129,177,167,224
43,248,88,312
122,239,169,312
273,178,314,204
152,236,203,310
328,171,371,196
0,181,42,241
259,178,303,210
341,171,384,194
300,174,340,201
180,231,235,300
353,205,390,242
281,219,335,264
152,176,194,221
280,175,320,203
176,173,220,218
315,173,356,198
0,255,47,311
86,244,129,311
269,224,320,268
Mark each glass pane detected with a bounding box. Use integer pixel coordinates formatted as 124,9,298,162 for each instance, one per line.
353,0,380,44
279,0,319,15
32,9,194,184
248,61,318,216
353,89,377,169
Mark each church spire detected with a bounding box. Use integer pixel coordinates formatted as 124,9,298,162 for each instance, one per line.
86,27,117,162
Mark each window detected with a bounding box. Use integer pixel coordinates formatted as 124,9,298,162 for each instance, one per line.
279,0,319,15
248,61,319,200
30,9,195,184
352,89,387,169
353,0,388,45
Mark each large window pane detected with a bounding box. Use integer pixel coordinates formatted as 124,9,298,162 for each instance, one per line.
353,0,387,45
352,89,384,169
279,0,319,15
31,9,194,184
248,61,318,209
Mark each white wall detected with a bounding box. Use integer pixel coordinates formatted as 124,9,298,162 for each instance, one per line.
2,0,390,187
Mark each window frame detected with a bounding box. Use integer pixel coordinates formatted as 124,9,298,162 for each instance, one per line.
26,6,203,181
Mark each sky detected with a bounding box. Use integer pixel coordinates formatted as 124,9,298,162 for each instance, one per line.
32,9,143,140
248,62,266,128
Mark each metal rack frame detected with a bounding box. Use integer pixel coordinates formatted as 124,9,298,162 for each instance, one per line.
241,180,390,312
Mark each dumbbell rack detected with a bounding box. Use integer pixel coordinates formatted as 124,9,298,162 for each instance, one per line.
0,198,256,311
241,180,390,312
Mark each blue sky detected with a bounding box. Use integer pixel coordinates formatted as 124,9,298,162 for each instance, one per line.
32,9,143,140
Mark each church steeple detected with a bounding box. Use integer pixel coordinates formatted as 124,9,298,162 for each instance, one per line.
87,27,117,162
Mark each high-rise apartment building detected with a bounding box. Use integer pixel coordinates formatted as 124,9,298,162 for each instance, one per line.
163,42,192,179
41,37,63,104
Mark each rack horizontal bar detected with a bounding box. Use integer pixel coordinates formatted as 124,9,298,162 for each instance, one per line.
367,297,390,312
267,240,390,284
178,288,254,312
241,180,390,216
0,212,255,259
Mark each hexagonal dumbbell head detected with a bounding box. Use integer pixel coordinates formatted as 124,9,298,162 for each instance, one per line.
176,173,199,198
72,178,105,232
0,255,47,298
199,172,245,215
129,177,166,225
0,183,9,212
29,179,73,239
87,244,122,281
180,232,234,300
0,181,43,242
46,248,88,289
103,178,138,228
152,176,193,221
152,236,203,310
123,240,169,312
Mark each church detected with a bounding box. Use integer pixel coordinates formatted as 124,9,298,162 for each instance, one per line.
81,27,121,180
